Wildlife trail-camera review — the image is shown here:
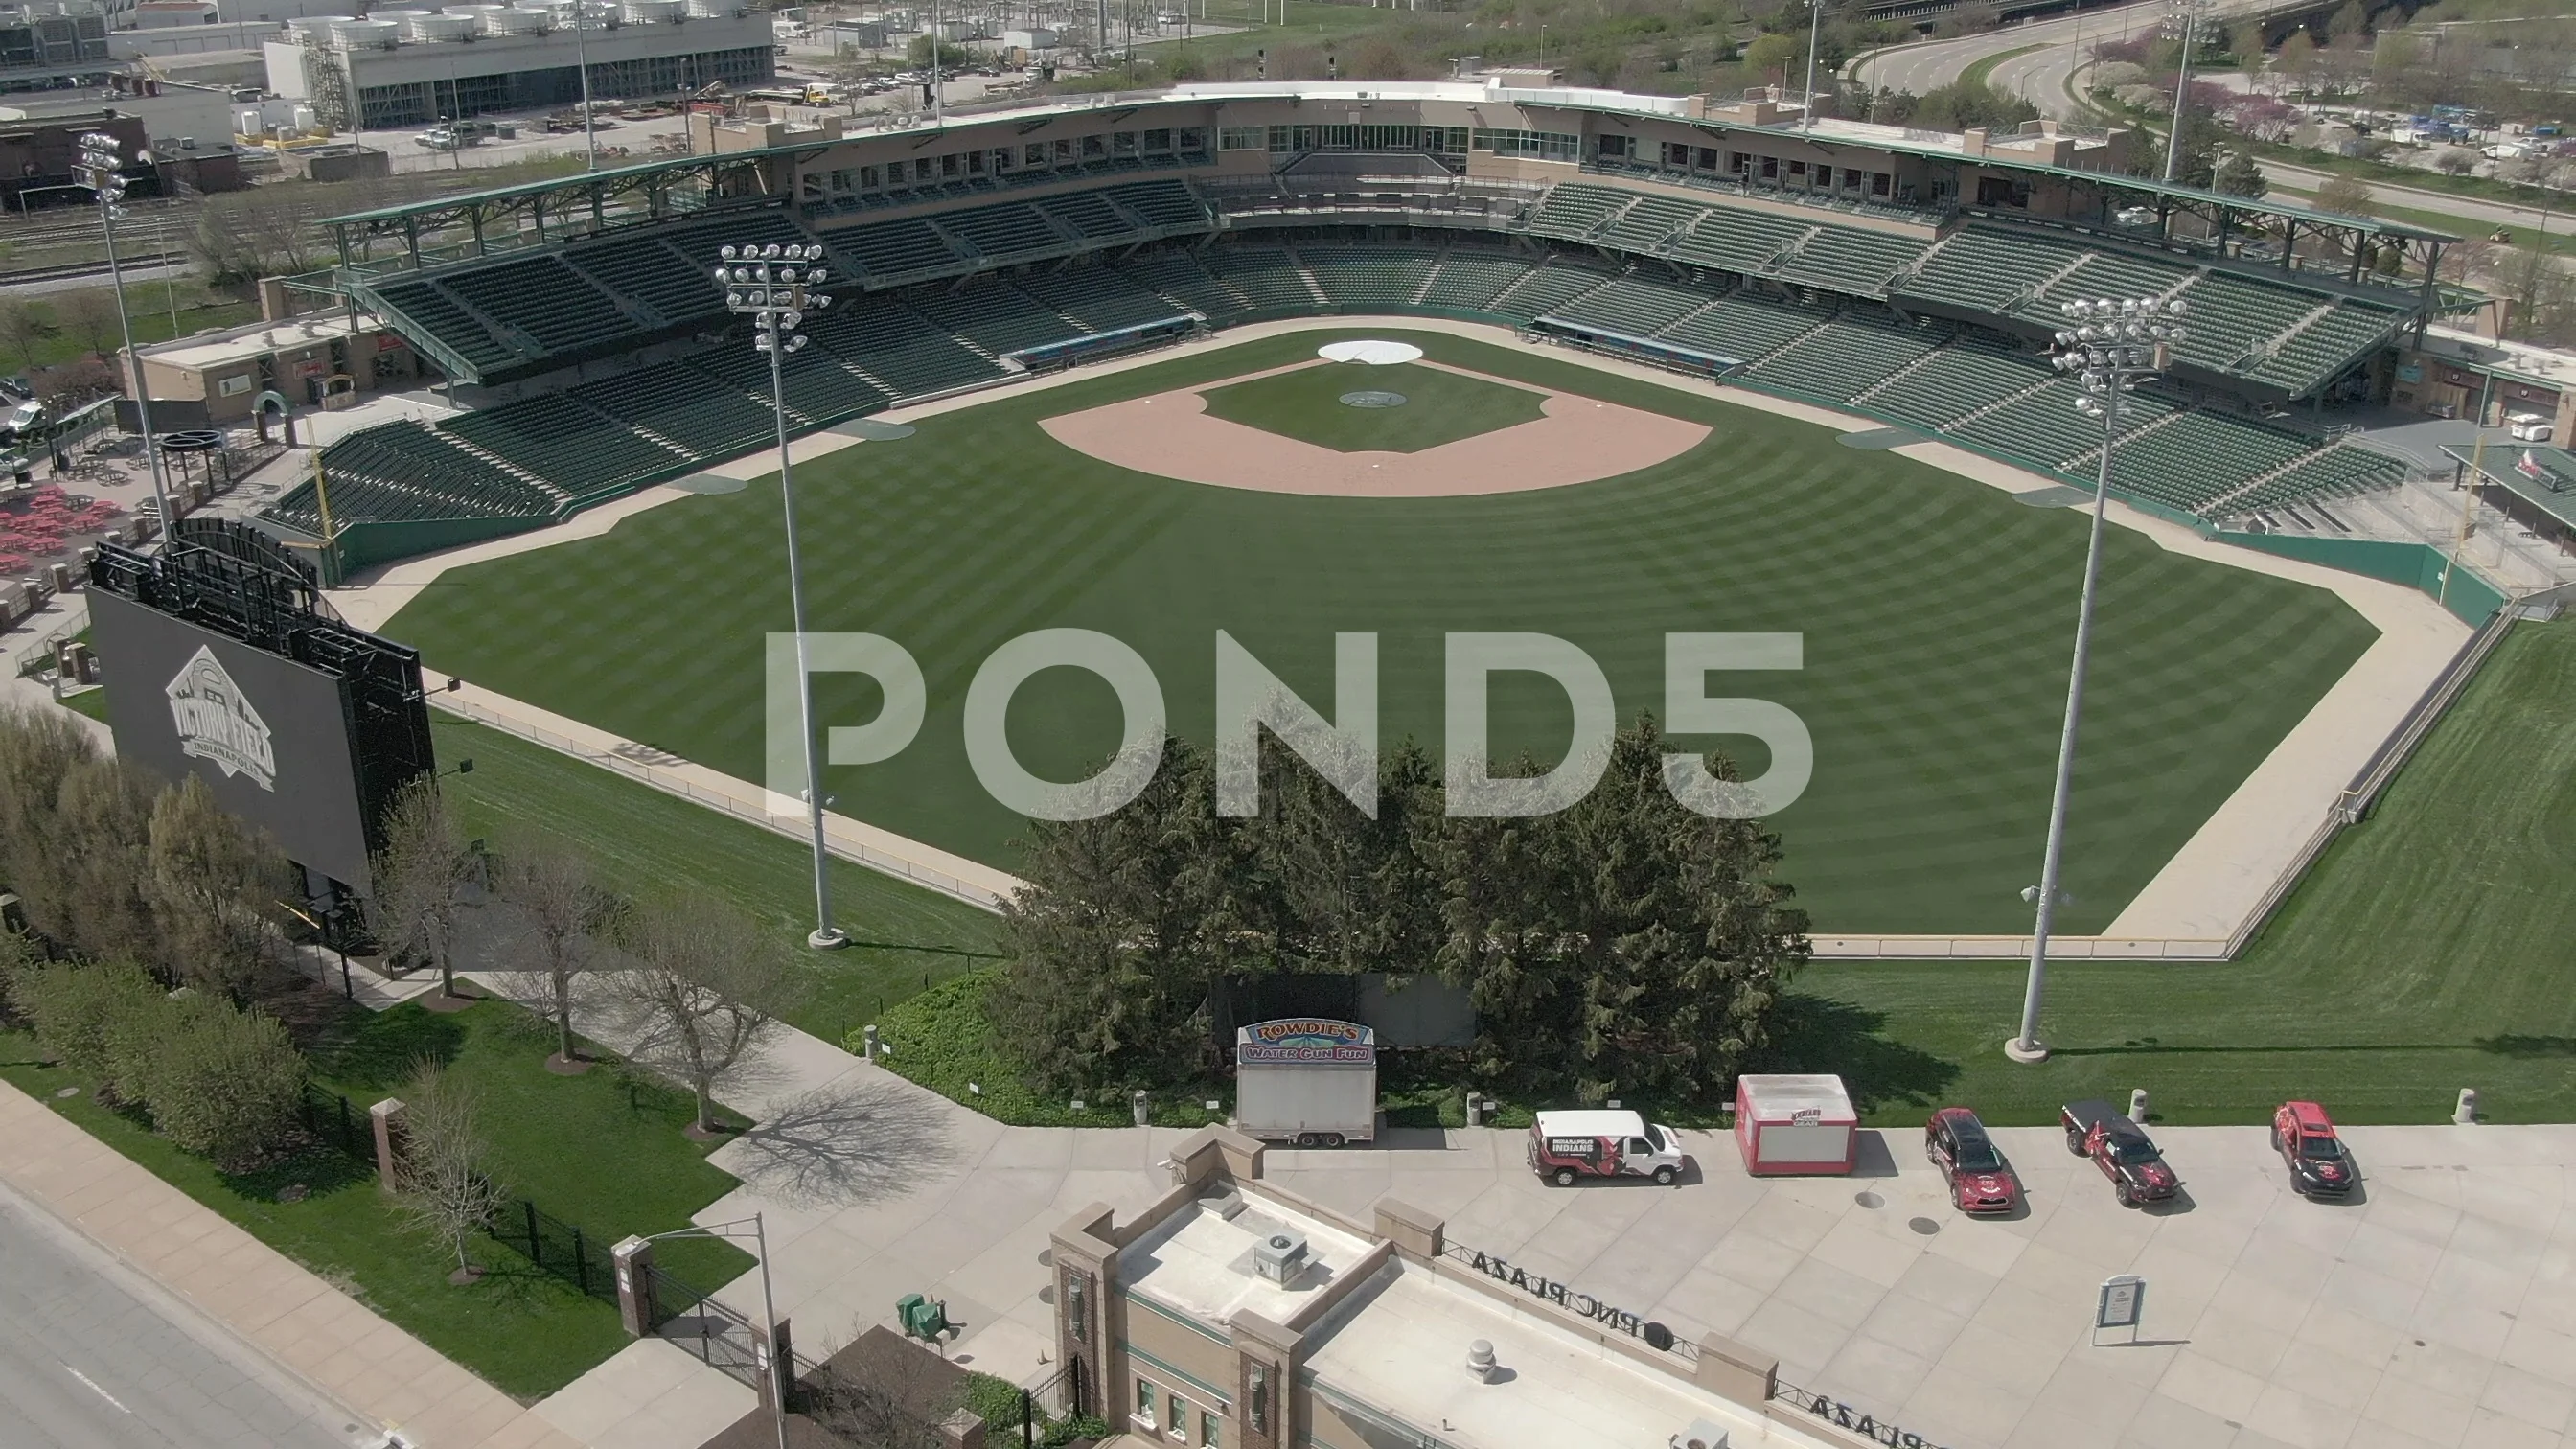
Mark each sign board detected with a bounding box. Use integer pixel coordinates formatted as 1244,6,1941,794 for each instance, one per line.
88,586,376,888
2094,1275,2147,1344
1236,1019,1375,1065
1790,1107,1822,1127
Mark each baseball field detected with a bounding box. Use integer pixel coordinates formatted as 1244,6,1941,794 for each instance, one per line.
380,327,2380,935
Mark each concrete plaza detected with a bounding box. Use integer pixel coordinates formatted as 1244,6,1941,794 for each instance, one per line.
593,1053,2576,1449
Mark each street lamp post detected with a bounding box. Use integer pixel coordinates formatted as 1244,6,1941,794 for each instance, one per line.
1802,0,1822,131
2006,294,2189,1065
645,1216,788,1449
2161,0,2207,186
571,0,600,170
78,131,173,534
714,242,848,952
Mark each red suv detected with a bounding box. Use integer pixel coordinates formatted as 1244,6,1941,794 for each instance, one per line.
2271,1100,2357,1197
1923,1108,2019,1214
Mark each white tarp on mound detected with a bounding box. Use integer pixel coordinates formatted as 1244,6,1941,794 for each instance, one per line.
1319,338,1423,365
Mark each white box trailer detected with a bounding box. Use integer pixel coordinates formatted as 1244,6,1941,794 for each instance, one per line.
1232,1019,1377,1147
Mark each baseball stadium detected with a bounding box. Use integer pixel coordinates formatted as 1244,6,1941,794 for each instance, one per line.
262,75,2529,962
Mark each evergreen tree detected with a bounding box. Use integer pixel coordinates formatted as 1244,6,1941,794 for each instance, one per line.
993,738,1242,1092
2217,149,2270,199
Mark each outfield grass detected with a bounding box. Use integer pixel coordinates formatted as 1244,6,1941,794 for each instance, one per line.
0,995,751,1399
382,326,2376,936
1199,360,1547,451
1790,618,2576,1126
432,716,1004,1044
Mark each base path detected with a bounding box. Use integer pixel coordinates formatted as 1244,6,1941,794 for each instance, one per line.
1037,358,1711,496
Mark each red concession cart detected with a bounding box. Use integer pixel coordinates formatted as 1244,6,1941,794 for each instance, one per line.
1734,1074,1859,1176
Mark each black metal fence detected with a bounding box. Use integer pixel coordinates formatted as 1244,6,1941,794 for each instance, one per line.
645,1263,763,1389
297,1082,370,1161
485,1196,616,1304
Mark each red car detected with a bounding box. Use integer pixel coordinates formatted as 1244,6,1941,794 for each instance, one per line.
2272,1100,2358,1197
2062,1099,2180,1207
1923,1108,2020,1214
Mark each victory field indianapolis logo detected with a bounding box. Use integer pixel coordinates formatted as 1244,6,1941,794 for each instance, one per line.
166,645,278,792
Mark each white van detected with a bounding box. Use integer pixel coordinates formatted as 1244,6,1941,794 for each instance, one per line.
2508,411,2554,442
1526,1109,1688,1186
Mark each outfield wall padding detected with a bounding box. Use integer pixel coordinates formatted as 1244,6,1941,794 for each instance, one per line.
2204,531,2509,625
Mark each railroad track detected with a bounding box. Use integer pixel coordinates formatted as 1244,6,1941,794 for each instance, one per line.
0,253,188,287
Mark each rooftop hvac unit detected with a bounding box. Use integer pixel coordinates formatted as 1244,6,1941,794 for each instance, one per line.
620,0,681,21
408,13,479,38
481,8,550,34
1252,1230,1309,1285
332,18,401,47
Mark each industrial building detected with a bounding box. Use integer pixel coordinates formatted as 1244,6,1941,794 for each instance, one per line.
0,2,113,95
262,0,772,130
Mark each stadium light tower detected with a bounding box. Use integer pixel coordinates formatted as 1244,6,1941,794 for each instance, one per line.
2160,0,2212,185
716,241,848,952
2007,293,2188,1065
79,131,173,535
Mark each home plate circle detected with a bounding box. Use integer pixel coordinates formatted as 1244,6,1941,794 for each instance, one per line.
1319,338,1424,365
1340,390,1407,408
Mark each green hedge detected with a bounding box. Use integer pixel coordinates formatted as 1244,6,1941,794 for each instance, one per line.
857,972,1231,1130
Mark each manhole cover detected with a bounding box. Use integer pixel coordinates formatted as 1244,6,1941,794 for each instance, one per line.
1853,1190,1884,1209
1908,1216,1942,1235
1340,390,1407,408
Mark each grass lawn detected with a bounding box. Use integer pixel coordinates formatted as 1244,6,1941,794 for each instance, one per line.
1960,44,2044,90
0,284,259,375
1787,618,2576,1127
432,715,1005,1044
1198,359,1547,452
0,994,753,1400
879,623,2576,1130
381,326,2375,937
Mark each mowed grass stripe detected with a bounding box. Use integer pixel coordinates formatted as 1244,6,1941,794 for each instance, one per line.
384,328,2380,935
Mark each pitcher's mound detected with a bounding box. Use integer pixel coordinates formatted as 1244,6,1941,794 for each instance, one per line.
1319,338,1424,365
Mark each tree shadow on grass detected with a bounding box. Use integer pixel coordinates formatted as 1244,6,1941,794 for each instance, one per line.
1753,994,1959,1114
221,1145,374,1203
307,1003,468,1092
2477,1035,2576,1058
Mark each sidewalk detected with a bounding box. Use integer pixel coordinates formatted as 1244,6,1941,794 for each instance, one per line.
0,1075,590,1449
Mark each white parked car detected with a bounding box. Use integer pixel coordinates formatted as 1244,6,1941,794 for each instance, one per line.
2508,411,2554,442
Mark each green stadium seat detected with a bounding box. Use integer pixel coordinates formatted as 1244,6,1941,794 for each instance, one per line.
1016,264,1191,332
909,277,1088,356
444,256,643,356
441,395,685,502
1743,314,1950,403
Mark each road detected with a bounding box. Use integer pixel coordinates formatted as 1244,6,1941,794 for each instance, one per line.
0,1181,369,1449
1848,0,2279,115
2259,159,2576,240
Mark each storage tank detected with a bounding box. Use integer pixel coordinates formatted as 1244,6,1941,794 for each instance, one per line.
332,18,402,47
408,12,478,38
284,14,344,40
481,7,551,34
682,0,732,15
620,0,681,22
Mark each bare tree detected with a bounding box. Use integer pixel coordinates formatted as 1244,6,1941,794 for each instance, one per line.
55,288,121,359
392,1058,507,1282
0,297,50,370
371,776,477,1004
56,757,163,970
609,896,801,1137
0,704,99,944
495,835,619,1069
143,774,292,998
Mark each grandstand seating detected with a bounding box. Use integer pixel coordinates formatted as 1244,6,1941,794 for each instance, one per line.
1105,178,1210,230
1774,226,1927,294
910,277,1086,356
809,295,1007,395
570,360,778,459
1948,378,2144,470
1600,195,1707,255
1206,245,1321,313
1415,249,1539,313
269,420,557,534
1116,249,1249,321
1897,228,2085,313
1860,343,2054,431
832,216,964,280
1668,204,1810,276
1657,289,1828,361
1017,264,1192,332
1038,190,1138,240
937,202,1068,261
1300,244,1438,310
1744,315,1950,404
2171,271,2320,371
690,341,891,426
2246,302,2404,393
2104,410,2314,513
369,278,517,374
2224,443,2404,514
1527,184,1632,240
2023,247,2195,320
1546,273,1710,339
444,256,641,356
1486,258,1618,323
570,233,713,327
442,394,684,501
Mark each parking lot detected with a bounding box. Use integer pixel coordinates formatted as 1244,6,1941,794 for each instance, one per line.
535,1058,2576,1449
